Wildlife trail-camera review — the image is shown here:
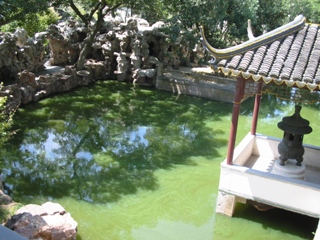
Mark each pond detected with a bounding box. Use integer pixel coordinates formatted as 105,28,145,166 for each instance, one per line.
1,81,319,239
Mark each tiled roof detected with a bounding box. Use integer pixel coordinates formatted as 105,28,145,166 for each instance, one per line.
201,15,320,91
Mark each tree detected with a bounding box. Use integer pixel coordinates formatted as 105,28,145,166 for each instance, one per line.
163,0,318,48
0,0,50,27
285,0,320,23
2,0,318,70
253,0,320,36
130,0,169,25
158,0,258,47
52,0,124,70
1,7,61,36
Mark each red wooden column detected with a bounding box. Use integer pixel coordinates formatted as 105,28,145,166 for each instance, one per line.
251,82,263,135
226,76,246,165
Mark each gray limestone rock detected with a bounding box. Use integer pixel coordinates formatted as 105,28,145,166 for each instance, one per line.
6,202,77,240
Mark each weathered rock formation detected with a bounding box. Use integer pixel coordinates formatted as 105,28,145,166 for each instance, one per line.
0,15,205,111
6,202,78,240
0,29,47,83
45,16,169,84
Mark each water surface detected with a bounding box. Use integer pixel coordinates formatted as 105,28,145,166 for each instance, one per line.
1,81,319,239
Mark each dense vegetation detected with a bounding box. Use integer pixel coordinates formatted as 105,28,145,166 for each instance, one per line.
0,83,15,147
1,0,320,47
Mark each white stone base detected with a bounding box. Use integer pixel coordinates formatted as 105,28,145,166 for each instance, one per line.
216,191,247,217
272,159,306,180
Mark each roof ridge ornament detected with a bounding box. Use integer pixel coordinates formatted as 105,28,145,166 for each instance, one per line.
200,15,306,64
247,19,255,40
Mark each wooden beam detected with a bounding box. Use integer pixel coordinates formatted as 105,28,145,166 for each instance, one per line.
227,77,246,165
251,82,263,135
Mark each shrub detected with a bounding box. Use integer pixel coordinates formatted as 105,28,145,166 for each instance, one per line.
0,83,15,147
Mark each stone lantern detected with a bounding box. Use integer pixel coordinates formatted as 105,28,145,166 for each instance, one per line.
277,105,312,166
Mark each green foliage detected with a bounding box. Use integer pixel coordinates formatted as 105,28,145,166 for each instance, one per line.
0,0,50,27
0,203,23,224
1,8,60,36
153,0,320,48
0,84,15,147
214,0,320,44
1,0,319,47
26,8,61,36
131,0,169,24
251,0,318,36
285,0,320,23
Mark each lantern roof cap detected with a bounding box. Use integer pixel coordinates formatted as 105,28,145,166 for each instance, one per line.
277,105,312,134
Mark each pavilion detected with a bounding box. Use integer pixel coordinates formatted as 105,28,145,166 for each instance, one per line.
200,15,320,239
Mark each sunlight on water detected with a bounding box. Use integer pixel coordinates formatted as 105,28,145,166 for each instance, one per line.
58,158,218,240
2,81,319,240
58,156,315,240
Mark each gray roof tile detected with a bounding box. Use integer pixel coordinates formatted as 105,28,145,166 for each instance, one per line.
201,16,320,89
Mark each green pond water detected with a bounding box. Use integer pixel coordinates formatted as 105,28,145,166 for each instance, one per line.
1,81,319,240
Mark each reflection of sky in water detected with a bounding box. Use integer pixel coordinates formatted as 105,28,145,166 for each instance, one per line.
20,144,36,156
20,126,150,161
261,108,291,123
45,132,62,160
265,109,282,119
18,123,193,174
75,151,92,161
20,132,62,161
18,125,197,163
110,126,149,154
129,126,148,145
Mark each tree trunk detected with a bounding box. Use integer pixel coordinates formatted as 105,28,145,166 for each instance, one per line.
75,32,96,71
74,3,121,71
75,6,105,71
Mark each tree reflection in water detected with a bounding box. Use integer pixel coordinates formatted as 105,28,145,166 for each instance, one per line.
1,81,230,204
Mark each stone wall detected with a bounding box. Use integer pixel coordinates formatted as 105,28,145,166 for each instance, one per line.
157,67,237,103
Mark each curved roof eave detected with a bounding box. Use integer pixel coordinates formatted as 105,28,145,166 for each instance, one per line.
200,15,320,91
200,15,306,61
218,67,320,91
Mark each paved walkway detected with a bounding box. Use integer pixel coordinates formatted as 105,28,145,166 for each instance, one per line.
36,61,63,76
